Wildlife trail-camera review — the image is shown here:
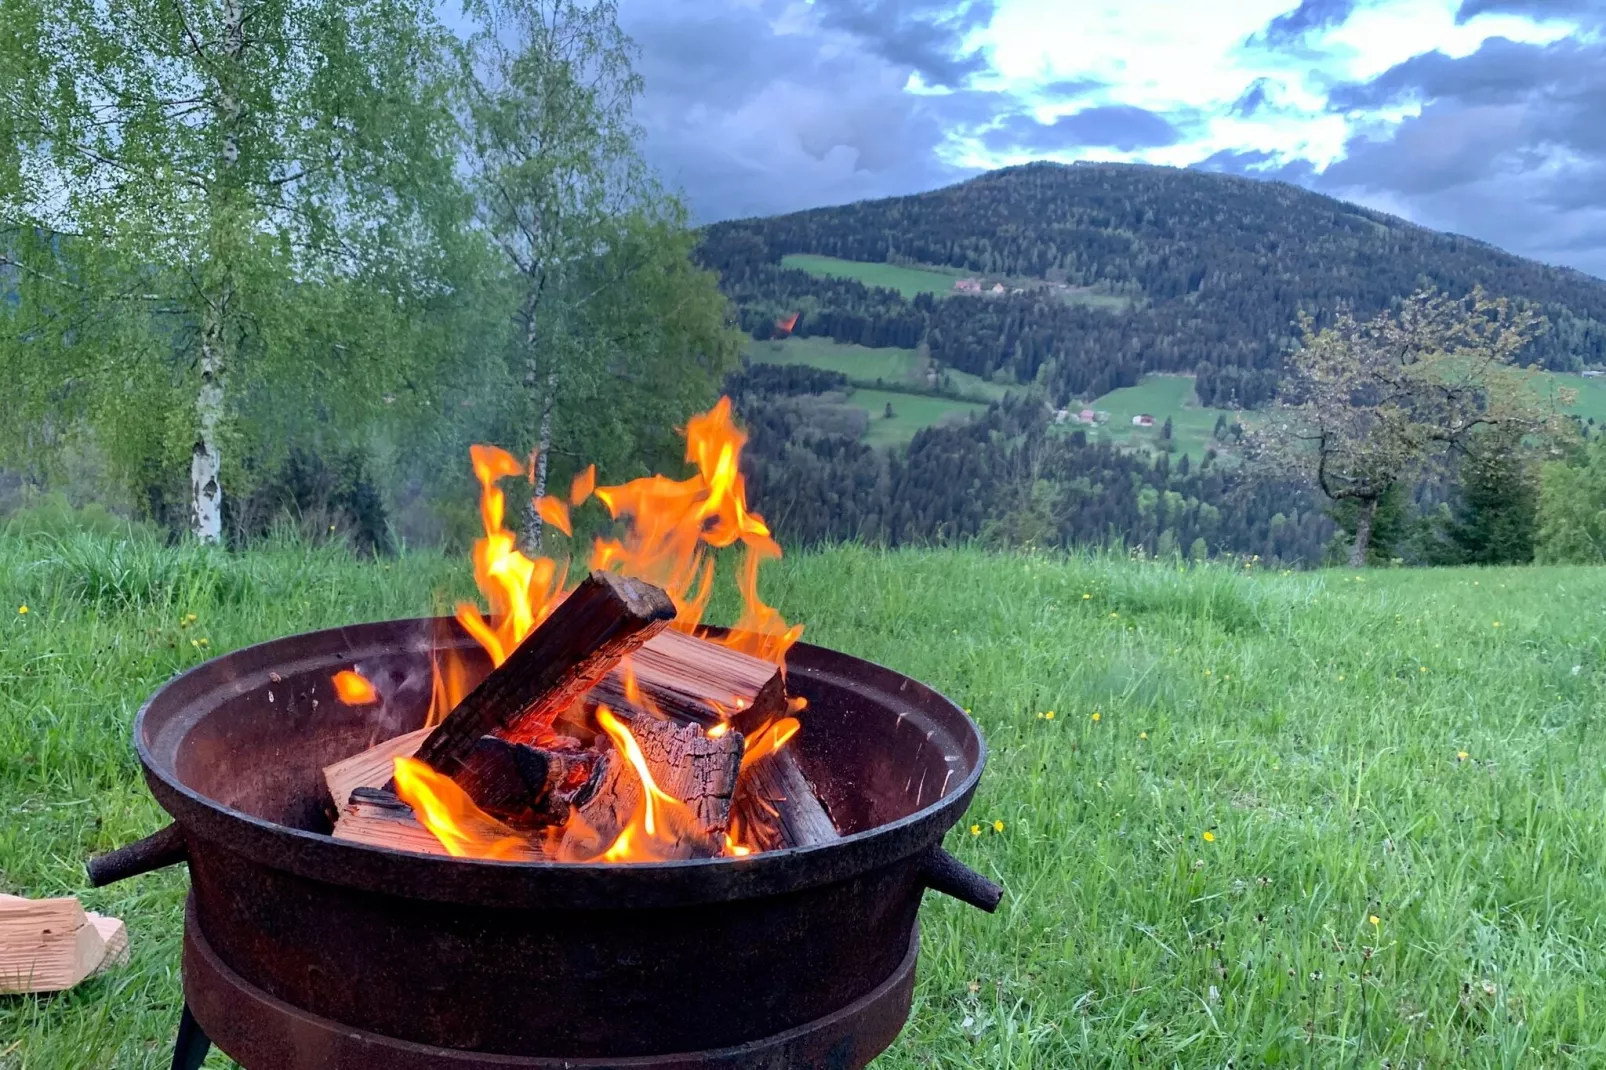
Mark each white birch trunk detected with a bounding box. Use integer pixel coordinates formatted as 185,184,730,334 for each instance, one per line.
190,310,225,544
190,0,244,545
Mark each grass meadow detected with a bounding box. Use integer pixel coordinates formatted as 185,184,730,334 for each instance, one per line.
5,530,1606,1066
1073,375,1241,463
780,254,965,299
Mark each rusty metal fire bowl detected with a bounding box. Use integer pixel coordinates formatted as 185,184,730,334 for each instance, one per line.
92,617,1001,1069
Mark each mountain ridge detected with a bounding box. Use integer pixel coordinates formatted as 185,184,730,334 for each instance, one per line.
698,161,1606,408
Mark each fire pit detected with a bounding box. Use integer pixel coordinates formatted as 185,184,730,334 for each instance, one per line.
88,398,1000,1067
89,616,999,1068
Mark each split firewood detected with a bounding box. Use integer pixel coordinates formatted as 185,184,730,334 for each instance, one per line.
589,628,787,733
323,726,431,808
331,787,543,861
731,750,839,852
557,716,744,860
0,894,129,994
411,571,676,780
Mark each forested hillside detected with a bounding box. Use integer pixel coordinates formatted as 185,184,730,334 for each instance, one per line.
700,162,1606,407
726,365,1332,563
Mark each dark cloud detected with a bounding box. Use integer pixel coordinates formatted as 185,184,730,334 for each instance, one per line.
617,0,998,223
1038,77,1107,101
1310,34,1606,276
982,105,1181,154
1191,149,1317,185
1255,0,1361,43
808,0,998,88
1232,78,1273,117
1456,0,1606,25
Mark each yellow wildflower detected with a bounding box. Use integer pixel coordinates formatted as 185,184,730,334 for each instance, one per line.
1369,914,1381,927
1419,666,1428,673
1457,750,1469,761
16,605,27,615
993,820,1005,833
1139,731,1148,740
1082,592,1091,600
1202,830,1216,843
970,824,981,836
1045,711,1055,720
1492,621,1501,628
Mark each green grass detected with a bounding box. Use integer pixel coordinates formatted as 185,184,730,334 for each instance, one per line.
780,254,965,299
7,532,1606,1066
746,335,1013,403
1077,375,1239,462
848,388,987,445
1550,373,1606,425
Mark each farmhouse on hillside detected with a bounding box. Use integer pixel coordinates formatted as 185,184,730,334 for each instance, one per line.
1132,414,1155,427
953,278,982,293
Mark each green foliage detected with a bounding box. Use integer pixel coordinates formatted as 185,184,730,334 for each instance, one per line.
455,0,741,541
1536,433,1606,563
1255,288,1563,566
0,0,468,539
1418,437,1539,566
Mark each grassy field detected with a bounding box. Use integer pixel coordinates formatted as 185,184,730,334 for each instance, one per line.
781,254,965,299
6,532,1606,1067
1550,373,1606,425
1075,375,1239,462
746,335,1013,402
849,388,987,445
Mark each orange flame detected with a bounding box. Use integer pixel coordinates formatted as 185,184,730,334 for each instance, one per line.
392,756,533,860
332,669,378,705
408,397,805,861
535,495,572,537
569,464,596,506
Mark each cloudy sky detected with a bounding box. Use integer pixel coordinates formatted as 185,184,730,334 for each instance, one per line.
612,0,1606,279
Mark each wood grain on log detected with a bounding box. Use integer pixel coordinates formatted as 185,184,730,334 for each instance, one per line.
0,894,129,994
323,726,430,808
731,750,839,851
589,628,786,733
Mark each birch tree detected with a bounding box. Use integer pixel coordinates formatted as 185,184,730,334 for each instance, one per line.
0,0,463,541
1251,288,1566,566
458,0,665,552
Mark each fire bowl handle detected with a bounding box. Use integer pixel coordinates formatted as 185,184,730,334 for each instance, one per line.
920,846,1004,913
86,822,188,888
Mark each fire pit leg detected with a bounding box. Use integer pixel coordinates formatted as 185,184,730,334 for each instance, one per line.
171,1004,212,1070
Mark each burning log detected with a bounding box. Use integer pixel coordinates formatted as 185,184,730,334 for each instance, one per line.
412,570,676,780
0,894,129,994
331,787,543,861
455,736,600,828
732,750,839,851
559,713,744,860
590,629,788,732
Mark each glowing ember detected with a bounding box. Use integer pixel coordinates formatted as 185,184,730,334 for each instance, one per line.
332,670,378,705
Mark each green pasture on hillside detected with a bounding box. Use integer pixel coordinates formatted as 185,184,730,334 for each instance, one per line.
5,533,1606,1067
1077,375,1238,462
780,254,965,299
847,388,986,445
746,335,1011,402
